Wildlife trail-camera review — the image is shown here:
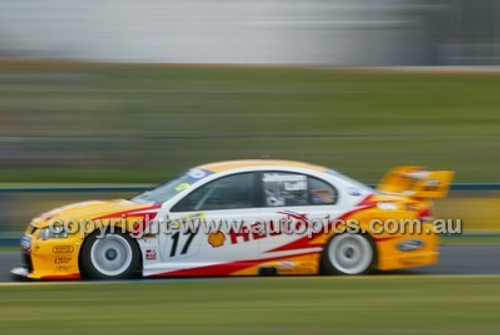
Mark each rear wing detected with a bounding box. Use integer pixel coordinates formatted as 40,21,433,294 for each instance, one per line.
377,166,454,199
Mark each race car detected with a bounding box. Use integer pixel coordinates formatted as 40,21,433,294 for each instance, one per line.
11,160,454,280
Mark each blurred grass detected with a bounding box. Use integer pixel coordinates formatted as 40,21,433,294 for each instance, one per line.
0,246,20,252
1,276,500,334
1,61,499,183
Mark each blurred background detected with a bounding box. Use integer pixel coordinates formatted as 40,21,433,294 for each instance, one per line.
0,0,499,240
2,0,500,65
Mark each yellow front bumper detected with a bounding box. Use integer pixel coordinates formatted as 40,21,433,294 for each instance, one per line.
12,234,82,280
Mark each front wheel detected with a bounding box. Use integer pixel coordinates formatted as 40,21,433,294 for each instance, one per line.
321,233,376,275
80,231,140,280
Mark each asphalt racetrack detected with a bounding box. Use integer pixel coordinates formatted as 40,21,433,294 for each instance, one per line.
1,244,500,282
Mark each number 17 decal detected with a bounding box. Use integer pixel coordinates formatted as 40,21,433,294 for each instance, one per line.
168,230,197,257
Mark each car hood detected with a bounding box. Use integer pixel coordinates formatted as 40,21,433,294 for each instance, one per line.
29,199,159,229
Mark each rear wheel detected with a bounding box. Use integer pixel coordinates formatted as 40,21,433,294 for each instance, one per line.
81,231,140,279
321,233,376,275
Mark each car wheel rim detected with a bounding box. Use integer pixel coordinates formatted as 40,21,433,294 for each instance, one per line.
90,234,133,277
328,234,372,275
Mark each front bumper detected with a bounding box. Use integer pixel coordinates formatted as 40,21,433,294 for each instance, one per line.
11,266,30,278
11,234,82,280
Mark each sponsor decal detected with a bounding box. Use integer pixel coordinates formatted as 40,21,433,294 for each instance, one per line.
145,248,157,260
278,261,316,274
55,265,72,272
208,231,225,248
424,178,441,191
263,173,305,183
174,183,191,191
54,256,72,264
229,221,277,245
277,260,296,269
187,168,207,179
263,173,307,191
284,181,307,191
229,212,306,245
426,179,440,186
52,245,74,254
311,189,334,204
348,187,361,196
377,202,398,210
174,168,213,191
263,173,308,206
397,239,425,252
170,213,204,229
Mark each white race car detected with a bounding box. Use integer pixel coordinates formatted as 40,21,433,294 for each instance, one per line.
12,160,453,280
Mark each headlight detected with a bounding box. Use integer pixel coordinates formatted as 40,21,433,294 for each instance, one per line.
38,226,69,240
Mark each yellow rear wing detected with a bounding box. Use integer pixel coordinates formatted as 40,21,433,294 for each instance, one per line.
377,166,455,199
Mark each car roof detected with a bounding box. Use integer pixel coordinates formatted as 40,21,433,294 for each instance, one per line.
198,159,327,173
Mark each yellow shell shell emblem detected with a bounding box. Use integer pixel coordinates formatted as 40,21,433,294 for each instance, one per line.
208,231,225,248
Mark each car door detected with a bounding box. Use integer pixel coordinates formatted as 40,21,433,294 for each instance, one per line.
158,172,261,272
256,170,344,257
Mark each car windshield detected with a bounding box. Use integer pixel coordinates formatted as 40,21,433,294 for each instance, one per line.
326,169,375,193
132,168,212,203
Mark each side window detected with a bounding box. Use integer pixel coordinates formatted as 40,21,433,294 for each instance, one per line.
308,177,338,205
262,172,308,207
171,173,255,212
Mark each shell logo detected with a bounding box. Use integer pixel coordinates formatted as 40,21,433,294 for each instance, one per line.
208,231,225,248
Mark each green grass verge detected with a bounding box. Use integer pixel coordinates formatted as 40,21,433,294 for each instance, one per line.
0,246,19,252
1,277,500,334
1,62,499,183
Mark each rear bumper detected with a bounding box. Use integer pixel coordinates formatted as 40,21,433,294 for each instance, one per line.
376,226,440,271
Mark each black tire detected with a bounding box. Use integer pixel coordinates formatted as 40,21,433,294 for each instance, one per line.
80,231,141,280
320,233,376,275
